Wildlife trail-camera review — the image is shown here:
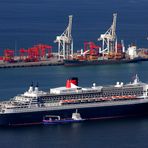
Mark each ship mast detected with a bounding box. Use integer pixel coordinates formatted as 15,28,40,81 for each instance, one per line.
98,13,117,56
54,15,73,60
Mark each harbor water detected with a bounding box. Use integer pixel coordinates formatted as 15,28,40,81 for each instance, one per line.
0,0,148,148
1,63,148,148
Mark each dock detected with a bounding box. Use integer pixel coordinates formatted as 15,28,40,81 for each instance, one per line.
0,57,64,68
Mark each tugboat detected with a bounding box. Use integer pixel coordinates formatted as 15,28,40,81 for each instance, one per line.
43,109,84,125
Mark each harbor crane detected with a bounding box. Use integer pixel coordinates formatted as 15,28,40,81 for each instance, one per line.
54,15,73,59
98,13,117,55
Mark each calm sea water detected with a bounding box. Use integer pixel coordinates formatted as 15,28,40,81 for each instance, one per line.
0,0,148,53
0,63,148,148
0,0,148,148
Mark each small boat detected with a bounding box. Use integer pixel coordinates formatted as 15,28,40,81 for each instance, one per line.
43,109,84,125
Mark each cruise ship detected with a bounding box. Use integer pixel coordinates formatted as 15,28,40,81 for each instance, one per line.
0,75,148,126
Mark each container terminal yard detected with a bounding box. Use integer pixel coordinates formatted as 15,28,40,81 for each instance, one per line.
0,14,148,68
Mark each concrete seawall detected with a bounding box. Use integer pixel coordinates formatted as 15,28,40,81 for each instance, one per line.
0,58,64,68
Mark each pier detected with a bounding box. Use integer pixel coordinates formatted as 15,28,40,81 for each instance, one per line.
0,57,64,68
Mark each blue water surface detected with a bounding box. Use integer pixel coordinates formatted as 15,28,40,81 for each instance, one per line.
0,0,148,148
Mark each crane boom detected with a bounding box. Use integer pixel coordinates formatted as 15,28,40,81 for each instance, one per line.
98,13,117,55
55,15,73,59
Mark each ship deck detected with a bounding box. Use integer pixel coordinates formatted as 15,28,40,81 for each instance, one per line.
1,97,147,114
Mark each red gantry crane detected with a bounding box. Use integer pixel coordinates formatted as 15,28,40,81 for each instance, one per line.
84,42,100,56
19,44,52,62
3,49,15,62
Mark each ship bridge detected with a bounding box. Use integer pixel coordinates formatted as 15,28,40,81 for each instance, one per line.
23,85,47,98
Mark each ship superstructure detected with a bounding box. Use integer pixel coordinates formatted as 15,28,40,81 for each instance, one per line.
0,75,148,126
